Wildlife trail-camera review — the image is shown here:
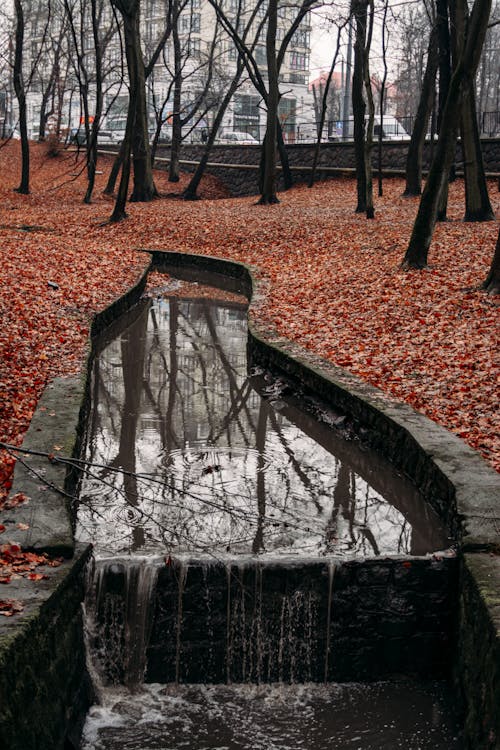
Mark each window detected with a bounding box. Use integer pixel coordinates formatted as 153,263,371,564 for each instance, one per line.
228,42,237,61
256,3,267,19
191,13,201,31
279,97,296,121
291,29,310,48
290,51,309,70
189,37,201,58
255,45,266,65
279,97,296,140
234,94,260,118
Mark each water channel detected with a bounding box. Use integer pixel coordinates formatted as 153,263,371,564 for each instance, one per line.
76,277,462,748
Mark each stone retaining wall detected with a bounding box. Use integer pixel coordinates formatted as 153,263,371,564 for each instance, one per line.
0,546,92,750
153,138,500,196
147,557,457,683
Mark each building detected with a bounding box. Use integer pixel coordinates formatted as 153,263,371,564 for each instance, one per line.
11,0,315,144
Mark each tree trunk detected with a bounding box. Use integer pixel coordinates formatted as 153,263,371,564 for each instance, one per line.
184,61,244,200
277,119,292,191
435,0,453,220
402,0,492,269
258,0,279,205
169,2,182,183
104,142,125,195
109,3,137,222
84,0,104,204
404,24,439,197
125,8,157,201
460,78,494,221
482,226,500,294
436,0,451,133
377,0,388,198
352,0,367,214
309,26,342,189
13,0,29,195
363,0,375,219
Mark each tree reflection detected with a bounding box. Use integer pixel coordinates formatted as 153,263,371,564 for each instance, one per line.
77,292,448,558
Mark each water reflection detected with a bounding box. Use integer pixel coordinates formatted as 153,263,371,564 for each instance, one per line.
77,292,449,558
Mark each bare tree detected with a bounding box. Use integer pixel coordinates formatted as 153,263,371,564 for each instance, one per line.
111,0,158,218
308,20,345,188
13,0,30,194
403,16,438,196
351,0,375,218
452,0,494,222
402,0,492,270
208,0,318,203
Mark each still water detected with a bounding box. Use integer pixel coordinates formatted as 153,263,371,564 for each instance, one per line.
77,281,460,749
76,286,450,559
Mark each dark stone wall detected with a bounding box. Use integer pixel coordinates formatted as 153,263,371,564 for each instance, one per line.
154,138,500,196
0,546,92,750
455,555,500,750
92,557,458,686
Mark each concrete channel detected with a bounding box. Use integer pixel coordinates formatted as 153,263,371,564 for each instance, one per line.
0,251,498,749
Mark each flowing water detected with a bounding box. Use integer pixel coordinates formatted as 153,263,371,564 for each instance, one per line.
77,280,461,748
81,681,462,750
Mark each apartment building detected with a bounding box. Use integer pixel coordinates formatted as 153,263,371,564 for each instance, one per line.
15,0,314,143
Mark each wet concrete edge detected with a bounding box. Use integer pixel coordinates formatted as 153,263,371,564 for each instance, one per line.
0,261,152,750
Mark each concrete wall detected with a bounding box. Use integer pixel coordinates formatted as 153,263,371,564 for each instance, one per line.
92,556,457,686
154,138,500,196
0,547,92,750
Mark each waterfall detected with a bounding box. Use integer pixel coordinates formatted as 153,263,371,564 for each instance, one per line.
84,556,334,688
324,561,336,682
84,557,160,692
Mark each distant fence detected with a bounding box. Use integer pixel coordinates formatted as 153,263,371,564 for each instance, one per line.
223,111,500,145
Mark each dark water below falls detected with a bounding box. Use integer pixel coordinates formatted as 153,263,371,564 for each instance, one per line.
77,281,461,749
81,681,462,749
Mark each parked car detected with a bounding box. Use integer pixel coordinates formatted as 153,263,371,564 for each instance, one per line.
373,116,410,141
4,127,21,140
296,124,340,143
69,127,120,146
106,117,127,145
217,131,259,145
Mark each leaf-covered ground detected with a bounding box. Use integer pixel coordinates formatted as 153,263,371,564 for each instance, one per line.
1,141,498,529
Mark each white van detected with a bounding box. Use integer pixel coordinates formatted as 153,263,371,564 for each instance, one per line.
373,115,410,141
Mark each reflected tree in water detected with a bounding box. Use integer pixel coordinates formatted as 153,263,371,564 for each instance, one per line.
78,294,448,558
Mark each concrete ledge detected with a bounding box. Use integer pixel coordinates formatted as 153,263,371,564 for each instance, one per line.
2,377,83,557
457,554,500,749
3,266,150,558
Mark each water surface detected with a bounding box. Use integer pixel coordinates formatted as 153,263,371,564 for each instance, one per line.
81,681,462,749
76,289,450,559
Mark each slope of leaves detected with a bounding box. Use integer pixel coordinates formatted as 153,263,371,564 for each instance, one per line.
0,141,498,532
